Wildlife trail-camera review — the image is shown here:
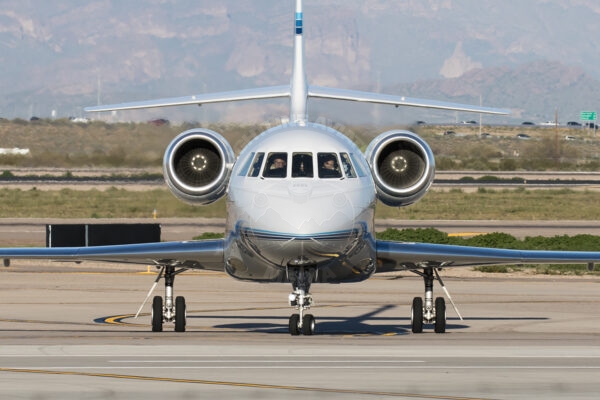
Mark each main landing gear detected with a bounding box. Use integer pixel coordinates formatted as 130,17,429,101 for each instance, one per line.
136,265,188,332
287,266,316,336
410,266,463,334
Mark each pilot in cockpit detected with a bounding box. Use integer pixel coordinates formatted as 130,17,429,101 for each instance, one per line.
318,153,342,178
264,153,287,177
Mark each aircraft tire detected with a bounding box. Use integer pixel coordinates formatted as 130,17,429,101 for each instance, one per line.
175,296,186,332
302,314,315,335
411,297,423,333
152,296,163,332
289,314,300,336
434,297,446,333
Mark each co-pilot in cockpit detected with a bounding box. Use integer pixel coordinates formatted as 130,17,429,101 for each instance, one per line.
317,153,341,178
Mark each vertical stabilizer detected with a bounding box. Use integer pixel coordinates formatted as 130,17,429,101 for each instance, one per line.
290,0,308,125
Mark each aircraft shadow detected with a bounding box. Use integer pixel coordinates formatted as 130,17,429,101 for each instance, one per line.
186,306,548,335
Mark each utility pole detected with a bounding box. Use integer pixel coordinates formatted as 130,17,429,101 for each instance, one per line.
554,108,559,169
479,95,482,136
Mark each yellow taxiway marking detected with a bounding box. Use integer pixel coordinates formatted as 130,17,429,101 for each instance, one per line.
0,367,490,399
448,232,486,237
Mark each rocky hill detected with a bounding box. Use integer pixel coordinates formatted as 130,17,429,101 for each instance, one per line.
2,1,600,124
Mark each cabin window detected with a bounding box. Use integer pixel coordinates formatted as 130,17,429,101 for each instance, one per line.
317,153,342,178
263,152,288,178
291,152,313,178
247,152,264,177
340,153,357,178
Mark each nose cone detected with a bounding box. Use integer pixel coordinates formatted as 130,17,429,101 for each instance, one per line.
248,180,371,236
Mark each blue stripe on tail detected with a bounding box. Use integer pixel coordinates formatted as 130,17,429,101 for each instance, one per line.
295,12,303,35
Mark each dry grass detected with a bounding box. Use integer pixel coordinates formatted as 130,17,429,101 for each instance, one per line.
0,186,596,220
2,119,599,170
376,187,600,220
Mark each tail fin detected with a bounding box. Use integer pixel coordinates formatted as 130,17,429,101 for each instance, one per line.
290,0,308,124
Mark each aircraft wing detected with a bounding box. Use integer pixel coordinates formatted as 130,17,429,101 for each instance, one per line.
85,86,291,112
376,240,600,272
308,85,510,115
0,239,224,271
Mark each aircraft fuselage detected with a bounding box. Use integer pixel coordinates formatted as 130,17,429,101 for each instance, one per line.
224,122,377,284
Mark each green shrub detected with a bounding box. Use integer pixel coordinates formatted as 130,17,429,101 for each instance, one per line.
377,227,600,275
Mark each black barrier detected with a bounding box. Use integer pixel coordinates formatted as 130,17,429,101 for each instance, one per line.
46,224,161,247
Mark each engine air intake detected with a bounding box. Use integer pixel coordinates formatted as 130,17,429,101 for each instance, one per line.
174,139,222,187
164,128,235,205
365,130,435,207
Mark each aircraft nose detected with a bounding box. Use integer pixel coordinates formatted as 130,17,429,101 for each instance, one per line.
287,181,313,203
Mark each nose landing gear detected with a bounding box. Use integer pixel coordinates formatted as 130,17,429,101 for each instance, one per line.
287,265,316,335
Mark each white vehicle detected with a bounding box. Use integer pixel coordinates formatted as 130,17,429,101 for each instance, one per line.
2,0,599,336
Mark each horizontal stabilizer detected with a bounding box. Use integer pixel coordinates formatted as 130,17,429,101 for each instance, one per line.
85,86,291,113
308,85,510,115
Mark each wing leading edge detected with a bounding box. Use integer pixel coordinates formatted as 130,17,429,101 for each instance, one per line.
376,240,600,272
0,240,224,271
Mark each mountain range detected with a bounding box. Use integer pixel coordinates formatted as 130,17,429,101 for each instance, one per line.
2,0,600,125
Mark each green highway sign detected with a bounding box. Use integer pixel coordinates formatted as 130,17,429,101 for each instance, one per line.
580,111,597,121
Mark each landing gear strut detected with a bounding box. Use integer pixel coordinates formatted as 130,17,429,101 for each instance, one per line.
287,266,316,335
138,265,188,332
410,266,462,333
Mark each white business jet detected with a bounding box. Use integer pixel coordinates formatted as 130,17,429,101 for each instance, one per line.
2,0,600,336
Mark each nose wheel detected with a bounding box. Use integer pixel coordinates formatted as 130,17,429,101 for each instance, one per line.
288,312,316,336
289,313,316,335
288,290,315,335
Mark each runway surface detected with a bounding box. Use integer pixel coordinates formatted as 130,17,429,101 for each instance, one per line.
1,263,600,399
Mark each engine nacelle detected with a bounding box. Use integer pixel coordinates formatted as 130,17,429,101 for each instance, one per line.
163,128,235,205
365,130,435,207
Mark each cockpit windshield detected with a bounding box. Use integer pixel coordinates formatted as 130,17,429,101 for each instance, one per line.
246,151,358,179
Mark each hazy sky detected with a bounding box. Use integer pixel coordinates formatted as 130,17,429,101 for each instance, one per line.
2,1,600,122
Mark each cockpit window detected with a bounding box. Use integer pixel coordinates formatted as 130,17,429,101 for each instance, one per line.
340,153,357,178
263,152,288,178
238,152,255,177
349,153,367,177
291,153,313,178
317,153,342,178
247,152,264,177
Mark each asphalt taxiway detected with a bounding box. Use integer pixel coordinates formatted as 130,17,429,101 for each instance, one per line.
1,262,600,399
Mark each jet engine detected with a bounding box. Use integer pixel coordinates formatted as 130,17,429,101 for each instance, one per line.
163,128,235,205
364,130,435,207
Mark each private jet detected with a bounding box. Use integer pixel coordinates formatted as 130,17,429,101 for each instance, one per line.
2,0,600,336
